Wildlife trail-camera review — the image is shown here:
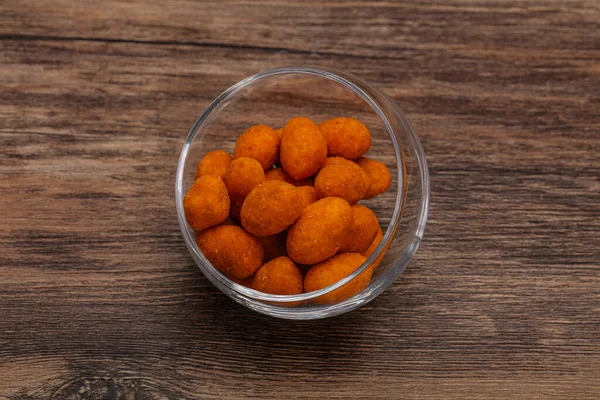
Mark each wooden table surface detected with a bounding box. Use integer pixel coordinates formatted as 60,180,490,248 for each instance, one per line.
1,1,599,399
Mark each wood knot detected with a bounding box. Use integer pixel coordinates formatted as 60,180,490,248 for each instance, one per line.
50,377,169,400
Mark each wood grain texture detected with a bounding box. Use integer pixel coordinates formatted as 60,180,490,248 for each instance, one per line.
1,0,599,399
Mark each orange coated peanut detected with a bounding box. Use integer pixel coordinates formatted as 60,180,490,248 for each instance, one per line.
319,117,371,160
362,225,384,270
195,225,264,279
339,205,379,254
287,197,353,265
257,232,288,263
280,117,327,180
184,175,230,231
304,253,372,304
241,180,303,236
251,256,303,295
314,163,366,204
265,167,314,187
356,157,392,199
224,157,265,208
195,150,232,180
233,124,280,171
323,157,370,190
296,186,317,211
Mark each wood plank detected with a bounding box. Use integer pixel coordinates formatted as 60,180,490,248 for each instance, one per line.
1,0,599,55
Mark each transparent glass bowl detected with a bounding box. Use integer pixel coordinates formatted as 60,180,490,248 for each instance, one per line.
175,66,429,320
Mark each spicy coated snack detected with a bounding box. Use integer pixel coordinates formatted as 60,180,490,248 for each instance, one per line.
280,117,327,180
241,180,303,236
319,117,371,160
257,232,288,263
184,175,230,231
195,150,232,180
251,256,303,295
323,156,371,191
233,124,280,171
265,167,313,187
224,157,265,208
362,225,384,270
314,163,366,205
355,157,392,199
303,253,372,304
338,205,379,254
296,186,317,211
195,225,264,279
286,197,353,265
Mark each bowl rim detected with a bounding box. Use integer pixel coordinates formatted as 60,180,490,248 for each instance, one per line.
175,66,429,304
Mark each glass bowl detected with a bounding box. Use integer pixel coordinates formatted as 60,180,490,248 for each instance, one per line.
175,66,429,320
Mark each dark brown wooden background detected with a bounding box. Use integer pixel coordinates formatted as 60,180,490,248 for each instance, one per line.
1,1,599,399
